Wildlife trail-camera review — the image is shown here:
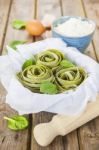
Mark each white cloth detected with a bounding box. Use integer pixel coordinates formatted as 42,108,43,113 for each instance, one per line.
0,38,99,115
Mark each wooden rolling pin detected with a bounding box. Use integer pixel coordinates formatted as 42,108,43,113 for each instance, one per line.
34,95,99,147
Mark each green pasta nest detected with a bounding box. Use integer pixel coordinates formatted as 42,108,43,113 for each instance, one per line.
17,49,88,94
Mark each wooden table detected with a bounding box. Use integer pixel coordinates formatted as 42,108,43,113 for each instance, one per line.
0,0,99,149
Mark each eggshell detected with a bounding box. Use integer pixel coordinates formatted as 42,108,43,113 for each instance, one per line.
26,20,45,36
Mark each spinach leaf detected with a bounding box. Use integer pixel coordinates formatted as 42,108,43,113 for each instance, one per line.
22,58,36,70
12,20,26,29
40,81,58,94
60,60,75,68
9,40,26,50
4,116,29,131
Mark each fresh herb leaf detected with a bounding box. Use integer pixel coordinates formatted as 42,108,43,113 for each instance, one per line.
12,20,26,29
60,60,75,68
40,81,58,94
9,40,26,50
4,116,29,131
22,58,35,70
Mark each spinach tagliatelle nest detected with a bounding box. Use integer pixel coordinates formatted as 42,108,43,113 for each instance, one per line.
17,49,88,94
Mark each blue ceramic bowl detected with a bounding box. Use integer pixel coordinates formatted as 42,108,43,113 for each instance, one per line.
52,16,96,53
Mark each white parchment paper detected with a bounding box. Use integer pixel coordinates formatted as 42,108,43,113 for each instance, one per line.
0,38,99,115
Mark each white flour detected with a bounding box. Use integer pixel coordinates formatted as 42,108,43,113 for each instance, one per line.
55,18,95,37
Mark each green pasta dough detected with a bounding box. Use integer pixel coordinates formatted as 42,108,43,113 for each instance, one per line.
55,67,87,92
17,64,55,93
17,49,88,94
36,49,64,68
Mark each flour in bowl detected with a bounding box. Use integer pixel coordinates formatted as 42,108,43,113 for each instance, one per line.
55,18,95,37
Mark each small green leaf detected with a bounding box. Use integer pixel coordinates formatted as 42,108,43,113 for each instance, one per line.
40,81,58,94
4,116,29,131
60,60,75,68
12,20,26,29
9,40,26,50
22,58,35,70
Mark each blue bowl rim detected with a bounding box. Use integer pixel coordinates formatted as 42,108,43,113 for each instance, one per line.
52,16,96,39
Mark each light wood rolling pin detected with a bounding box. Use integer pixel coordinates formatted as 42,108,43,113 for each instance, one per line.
34,95,99,147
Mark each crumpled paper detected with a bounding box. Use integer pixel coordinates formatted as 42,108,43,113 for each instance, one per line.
0,38,99,115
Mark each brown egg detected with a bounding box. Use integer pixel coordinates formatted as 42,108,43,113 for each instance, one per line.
26,20,45,36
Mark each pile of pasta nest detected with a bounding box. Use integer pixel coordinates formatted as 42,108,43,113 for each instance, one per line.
17,49,88,94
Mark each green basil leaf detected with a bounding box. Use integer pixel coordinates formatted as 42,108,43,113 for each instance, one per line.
22,58,35,70
40,81,58,94
12,20,26,29
60,60,75,68
9,40,26,50
4,116,29,131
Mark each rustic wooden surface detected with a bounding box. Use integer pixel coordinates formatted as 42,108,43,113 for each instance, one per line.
0,0,99,150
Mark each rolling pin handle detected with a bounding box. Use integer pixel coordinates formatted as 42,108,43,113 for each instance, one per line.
33,119,61,147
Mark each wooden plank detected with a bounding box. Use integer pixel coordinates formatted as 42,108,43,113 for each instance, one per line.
0,0,11,53
31,0,79,150
62,0,84,16
3,0,34,54
77,0,99,149
0,0,34,149
82,0,99,61
36,0,61,18
78,117,99,150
